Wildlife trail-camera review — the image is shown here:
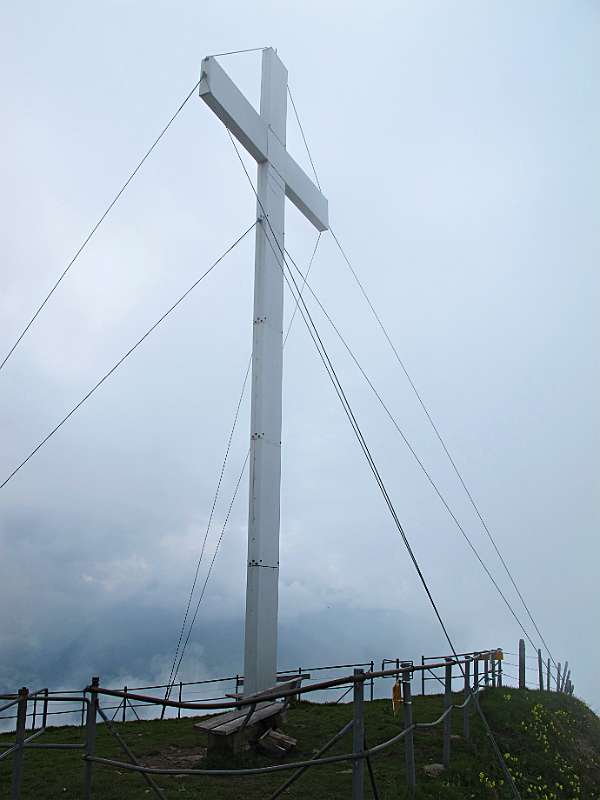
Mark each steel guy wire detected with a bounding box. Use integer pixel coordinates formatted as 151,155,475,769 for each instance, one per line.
287,86,322,190
330,228,557,671
284,232,322,345
289,85,554,673
208,47,267,58
170,450,250,687
163,356,252,707
164,229,322,693
0,78,202,376
282,247,547,663
227,132,520,798
275,225,521,800
0,222,257,492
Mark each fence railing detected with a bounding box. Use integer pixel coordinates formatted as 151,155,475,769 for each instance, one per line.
0,660,375,730
0,642,574,799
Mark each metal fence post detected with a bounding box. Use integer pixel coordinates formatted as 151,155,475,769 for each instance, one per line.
421,656,425,696
442,659,452,768
546,658,550,692
84,677,99,800
537,649,544,691
122,685,127,723
81,690,86,728
370,661,374,702
401,662,416,795
518,639,526,689
178,682,183,719
473,653,479,690
463,657,471,739
352,669,364,800
498,658,503,688
491,657,496,688
10,687,28,800
42,689,48,728
483,654,489,686
32,695,37,731
556,663,561,693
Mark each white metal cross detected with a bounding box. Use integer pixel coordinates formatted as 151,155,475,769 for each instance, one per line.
199,48,329,695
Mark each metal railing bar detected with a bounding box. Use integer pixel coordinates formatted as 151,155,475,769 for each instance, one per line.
87,707,479,780
425,668,445,687
111,698,125,722
334,686,353,704
0,743,19,762
364,725,413,755
0,688,47,715
97,704,167,800
364,733,381,800
84,750,357,776
21,727,46,746
416,702,458,730
503,652,539,660
268,719,354,799
127,699,141,721
1,653,492,711
90,655,492,712
279,662,372,673
24,743,85,750
1,708,90,722
454,691,479,710
85,744,370,776
0,697,22,714
422,650,495,661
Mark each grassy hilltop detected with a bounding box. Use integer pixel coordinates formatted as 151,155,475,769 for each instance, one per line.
1,687,600,799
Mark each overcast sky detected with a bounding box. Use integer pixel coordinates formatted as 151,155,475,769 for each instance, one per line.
1,1,598,712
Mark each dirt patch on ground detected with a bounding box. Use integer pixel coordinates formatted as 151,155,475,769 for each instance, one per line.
143,744,207,769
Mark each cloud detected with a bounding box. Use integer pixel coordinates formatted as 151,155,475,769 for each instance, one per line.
1,0,598,716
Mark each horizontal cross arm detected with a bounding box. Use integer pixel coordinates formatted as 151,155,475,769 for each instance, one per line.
268,131,328,231
199,56,268,163
199,56,329,232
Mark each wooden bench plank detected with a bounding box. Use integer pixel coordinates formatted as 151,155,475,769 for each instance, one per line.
194,701,273,732
194,701,282,736
237,678,305,702
225,676,307,700
211,703,284,736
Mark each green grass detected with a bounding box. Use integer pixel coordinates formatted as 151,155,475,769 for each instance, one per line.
1,688,599,799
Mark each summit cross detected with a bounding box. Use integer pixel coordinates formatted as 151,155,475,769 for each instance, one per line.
199,48,329,695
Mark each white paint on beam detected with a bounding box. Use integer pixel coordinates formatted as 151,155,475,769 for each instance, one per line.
199,55,328,232
199,47,329,695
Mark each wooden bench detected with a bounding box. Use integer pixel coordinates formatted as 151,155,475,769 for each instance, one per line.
194,677,307,755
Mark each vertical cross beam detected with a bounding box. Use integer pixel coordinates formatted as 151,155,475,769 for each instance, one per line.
199,47,328,697
243,49,287,696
